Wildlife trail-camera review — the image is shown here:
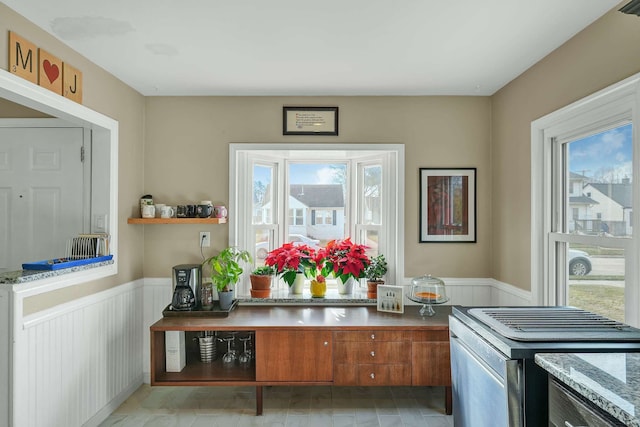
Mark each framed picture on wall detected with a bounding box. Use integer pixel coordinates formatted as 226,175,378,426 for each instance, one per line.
283,106,338,135
419,168,476,243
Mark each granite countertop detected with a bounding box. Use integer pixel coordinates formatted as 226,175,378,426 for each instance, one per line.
0,259,115,285
535,352,640,426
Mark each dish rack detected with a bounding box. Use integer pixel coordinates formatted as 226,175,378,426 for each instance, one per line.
22,234,112,270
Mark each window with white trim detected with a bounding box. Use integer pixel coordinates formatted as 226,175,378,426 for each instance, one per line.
532,75,640,326
230,144,404,297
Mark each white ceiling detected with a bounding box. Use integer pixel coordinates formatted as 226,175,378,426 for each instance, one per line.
2,0,621,96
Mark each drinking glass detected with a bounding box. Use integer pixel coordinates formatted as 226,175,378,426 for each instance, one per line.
239,335,252,365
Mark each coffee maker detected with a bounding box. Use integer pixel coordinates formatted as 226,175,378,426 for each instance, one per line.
171,264,202,310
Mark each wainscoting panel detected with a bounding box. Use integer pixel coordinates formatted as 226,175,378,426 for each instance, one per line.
11,280,143,427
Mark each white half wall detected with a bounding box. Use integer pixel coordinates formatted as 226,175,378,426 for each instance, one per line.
10,280,144,427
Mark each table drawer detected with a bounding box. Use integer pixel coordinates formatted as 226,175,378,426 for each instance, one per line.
334,341,410,364
334,331,408,342
334,363,411,386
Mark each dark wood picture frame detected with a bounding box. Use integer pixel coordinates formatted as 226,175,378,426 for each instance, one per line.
419,167,476,243
283,106,338,136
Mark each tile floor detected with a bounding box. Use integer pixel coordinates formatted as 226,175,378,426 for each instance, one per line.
100,384,453,426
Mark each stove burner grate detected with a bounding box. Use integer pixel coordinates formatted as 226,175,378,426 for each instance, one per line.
467,307,640,341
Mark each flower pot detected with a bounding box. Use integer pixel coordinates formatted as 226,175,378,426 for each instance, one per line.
250,274,272,290
290,273,305,294
367,280,384,298
250,288,271,298
217,289,235,310
337,276,356,295
310,278,326,298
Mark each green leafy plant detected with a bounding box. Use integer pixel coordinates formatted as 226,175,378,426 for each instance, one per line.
251,265,275,276
364,254,387,281
203,247,252,292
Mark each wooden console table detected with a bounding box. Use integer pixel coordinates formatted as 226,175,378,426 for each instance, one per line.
150,305,452,415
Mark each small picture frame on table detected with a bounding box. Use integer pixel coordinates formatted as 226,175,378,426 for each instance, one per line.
377,285,404,314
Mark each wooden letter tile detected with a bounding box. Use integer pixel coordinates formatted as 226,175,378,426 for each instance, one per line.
8,31,37,84
38,48,63,95
63,62,83,104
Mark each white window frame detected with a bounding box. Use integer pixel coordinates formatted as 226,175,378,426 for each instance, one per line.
230,143,404,297
531,74,640,326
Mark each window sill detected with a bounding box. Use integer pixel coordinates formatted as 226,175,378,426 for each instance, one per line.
238,287,378,306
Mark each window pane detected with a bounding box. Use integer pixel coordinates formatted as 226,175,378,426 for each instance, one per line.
253,164,274,224
567,124,633,238
288,163,346,244
567,244,625,322
363,165,382,225
254,229,271,264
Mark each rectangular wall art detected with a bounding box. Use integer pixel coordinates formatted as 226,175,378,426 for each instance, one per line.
419,168,476,243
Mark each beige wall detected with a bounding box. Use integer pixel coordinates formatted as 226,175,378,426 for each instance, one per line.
0,4,146,314
491,3,640,291
4,1,637,309
144,96,492,279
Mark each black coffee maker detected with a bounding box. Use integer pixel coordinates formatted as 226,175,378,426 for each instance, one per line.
171,264,202,310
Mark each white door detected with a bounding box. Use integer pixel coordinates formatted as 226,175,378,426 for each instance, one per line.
0,127,85,272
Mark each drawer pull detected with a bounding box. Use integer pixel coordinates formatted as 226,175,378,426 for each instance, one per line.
371,334,375,340
370,351,375,357
323,341,329,346
370,373,375,379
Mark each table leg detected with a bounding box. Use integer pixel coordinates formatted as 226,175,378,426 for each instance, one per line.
445,385,452,415
256,385,263,416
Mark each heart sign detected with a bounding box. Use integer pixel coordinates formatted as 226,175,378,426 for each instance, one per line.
38,48,63,95
43,60,60,83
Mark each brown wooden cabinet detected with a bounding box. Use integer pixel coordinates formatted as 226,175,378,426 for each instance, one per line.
333,331,411,386
149,306,452,415
255,330,332,382
411,330,451,386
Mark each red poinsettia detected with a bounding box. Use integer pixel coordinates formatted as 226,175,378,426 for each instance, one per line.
264,242,314,287
324,238,370,283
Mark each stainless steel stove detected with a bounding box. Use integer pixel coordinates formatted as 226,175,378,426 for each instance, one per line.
449,306,640,426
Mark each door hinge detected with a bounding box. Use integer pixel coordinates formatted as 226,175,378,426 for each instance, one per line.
80,145,85,162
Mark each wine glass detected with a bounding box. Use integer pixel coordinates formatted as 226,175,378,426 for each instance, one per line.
221,332,238,365
239,335,252,365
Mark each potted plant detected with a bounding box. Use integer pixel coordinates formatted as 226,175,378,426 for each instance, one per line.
250,265,275,298
203,247,252,309
324,238,370,294
364,254,387,298
264,242,313,294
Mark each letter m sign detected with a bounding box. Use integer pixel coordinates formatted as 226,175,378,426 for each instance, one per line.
8,31,37,84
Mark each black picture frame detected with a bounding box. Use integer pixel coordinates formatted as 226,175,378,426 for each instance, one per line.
419,167,477,243
283,106,338,136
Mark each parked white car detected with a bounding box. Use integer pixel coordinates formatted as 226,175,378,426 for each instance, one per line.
569,249,592,276
255,234,321,259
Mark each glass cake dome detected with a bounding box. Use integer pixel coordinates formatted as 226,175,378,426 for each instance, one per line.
408,274,449,316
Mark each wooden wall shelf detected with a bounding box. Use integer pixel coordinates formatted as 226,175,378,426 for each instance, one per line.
127,217,227,224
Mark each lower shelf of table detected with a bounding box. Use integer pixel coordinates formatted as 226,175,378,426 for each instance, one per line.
154,359,256,383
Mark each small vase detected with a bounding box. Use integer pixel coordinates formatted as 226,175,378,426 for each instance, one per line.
337,276,355,295
310,278,326,298
218,289,234,310
290,273,305,294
